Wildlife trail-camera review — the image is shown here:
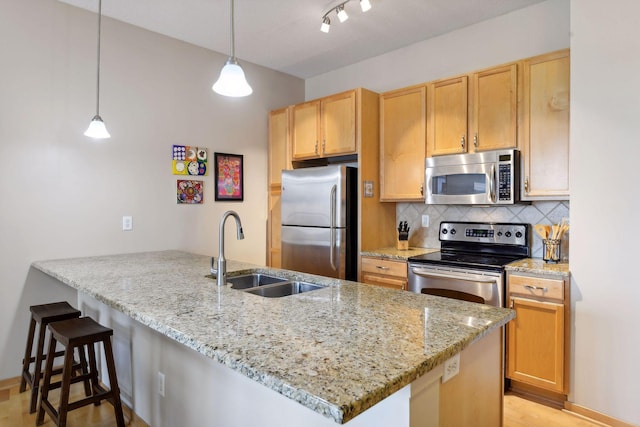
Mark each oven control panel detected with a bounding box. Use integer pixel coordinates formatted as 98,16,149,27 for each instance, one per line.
439,221,528,246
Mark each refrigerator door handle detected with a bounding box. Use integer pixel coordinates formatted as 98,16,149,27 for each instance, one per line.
330,184,337,271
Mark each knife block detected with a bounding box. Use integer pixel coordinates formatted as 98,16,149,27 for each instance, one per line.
397,239,408,250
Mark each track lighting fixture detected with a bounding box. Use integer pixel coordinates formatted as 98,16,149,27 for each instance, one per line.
320,0,372,33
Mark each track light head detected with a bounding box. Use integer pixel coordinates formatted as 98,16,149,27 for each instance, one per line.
320,16,331,33
336,5,348,22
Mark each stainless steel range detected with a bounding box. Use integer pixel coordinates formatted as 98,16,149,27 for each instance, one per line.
407,221,530,307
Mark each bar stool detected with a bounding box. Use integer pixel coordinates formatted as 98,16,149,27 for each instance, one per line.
20,301,88,414
37,316,126,427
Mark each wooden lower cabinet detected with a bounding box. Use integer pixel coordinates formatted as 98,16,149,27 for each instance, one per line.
507,272,570,398
361,256,408,291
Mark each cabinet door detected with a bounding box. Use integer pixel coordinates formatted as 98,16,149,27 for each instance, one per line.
380,86,426,201
321,90,356,157
520,50,570,200
292,100,320,160
267,189,282,268
427,76,468,156
507,297,565,393
470,63,518,152
268,107,290,185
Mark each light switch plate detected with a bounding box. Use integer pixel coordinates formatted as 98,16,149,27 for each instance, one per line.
363,181,374,198
421,215,430,227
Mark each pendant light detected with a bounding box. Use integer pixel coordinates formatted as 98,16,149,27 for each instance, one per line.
84,0,110,139
212,0,253,97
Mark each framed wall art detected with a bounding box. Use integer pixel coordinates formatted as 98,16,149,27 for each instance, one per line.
214,152,243,201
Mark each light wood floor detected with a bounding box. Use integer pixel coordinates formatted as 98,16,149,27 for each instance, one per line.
1,377,607,427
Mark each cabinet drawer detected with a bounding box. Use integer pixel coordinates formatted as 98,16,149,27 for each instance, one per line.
362,274,407,291
361,257,407,278
508,275,564,301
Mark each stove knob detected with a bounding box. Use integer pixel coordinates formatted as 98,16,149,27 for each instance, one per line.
515,231,523,238
442,229,448,235
505,231,512,238
497,231,503,237
450,228,456,235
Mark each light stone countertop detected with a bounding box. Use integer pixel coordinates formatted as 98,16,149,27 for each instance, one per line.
506,258,571,277
32,250,514,424
360,247,439,261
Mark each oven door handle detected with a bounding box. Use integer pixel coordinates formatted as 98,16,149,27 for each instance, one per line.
410,267,499,283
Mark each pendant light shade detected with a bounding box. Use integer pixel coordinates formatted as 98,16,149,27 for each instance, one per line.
85,0,110,139
212,57,253,97
212,0,252,97
84,115,111,138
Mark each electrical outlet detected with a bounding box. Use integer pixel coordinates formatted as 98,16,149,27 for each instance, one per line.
442,353,460,383
421,215,430,228
158,372,165,397
122,216,133,231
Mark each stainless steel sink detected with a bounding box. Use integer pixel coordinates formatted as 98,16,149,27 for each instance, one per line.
227,273,288,290
244,281,324,298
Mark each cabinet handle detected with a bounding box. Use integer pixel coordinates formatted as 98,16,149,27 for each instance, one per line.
524,284,548,292
420,184,424,196
510,299,514,309
376,265,390,270
524,177,529,193
460,135,466,150
473,133,478,150
322,140,326,155
314,141,318,154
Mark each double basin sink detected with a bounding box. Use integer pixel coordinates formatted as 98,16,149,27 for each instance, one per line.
226,273,324,298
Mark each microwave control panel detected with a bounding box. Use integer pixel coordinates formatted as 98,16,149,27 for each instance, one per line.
498,163,512,201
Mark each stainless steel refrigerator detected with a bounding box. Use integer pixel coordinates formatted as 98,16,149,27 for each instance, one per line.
281,165,357,280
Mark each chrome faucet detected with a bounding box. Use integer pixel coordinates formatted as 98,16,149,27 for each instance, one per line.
211,210,244,286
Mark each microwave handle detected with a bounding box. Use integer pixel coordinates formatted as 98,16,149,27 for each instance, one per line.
489,164,496,203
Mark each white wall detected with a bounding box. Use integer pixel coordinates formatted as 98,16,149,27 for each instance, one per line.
569,0,640,424
0,0,304,380
306,0,570,98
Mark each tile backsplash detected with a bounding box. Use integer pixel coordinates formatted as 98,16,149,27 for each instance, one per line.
396,201,570,261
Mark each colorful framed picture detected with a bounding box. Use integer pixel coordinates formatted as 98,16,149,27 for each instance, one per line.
214,152,243,201
177,180,204,204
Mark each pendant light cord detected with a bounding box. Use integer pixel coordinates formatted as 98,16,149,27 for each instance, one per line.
229,0,235,59
95,0,102,116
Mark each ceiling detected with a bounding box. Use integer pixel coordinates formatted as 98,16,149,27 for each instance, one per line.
58,0,546,79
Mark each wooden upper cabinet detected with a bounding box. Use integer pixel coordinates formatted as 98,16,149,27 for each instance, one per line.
427,76,468,156
321,90,356,157
291,100,320,160
520,49,570,200
292,90,356,160
268,107,290,186
470,63,518,152
380,85,426,201
427,63,517,157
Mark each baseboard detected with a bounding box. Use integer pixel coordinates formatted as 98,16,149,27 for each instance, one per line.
0,376,20,389
564,402,637,427
508,380,566,409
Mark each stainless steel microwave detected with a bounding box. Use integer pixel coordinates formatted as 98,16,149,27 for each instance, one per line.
425,149,521,205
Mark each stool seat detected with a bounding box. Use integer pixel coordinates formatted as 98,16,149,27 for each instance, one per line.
37,316,125,427
20,301,84,414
